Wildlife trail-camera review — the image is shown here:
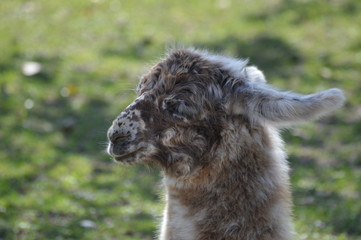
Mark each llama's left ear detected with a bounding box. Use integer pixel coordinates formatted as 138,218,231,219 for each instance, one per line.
244,66,266,83
226,83,345,126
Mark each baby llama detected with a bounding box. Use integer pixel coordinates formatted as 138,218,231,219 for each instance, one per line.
107,48,345,240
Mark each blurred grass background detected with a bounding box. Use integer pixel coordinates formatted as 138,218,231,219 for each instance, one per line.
0,0,360,239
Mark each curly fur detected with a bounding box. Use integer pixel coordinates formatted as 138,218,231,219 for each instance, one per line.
107,48,345,240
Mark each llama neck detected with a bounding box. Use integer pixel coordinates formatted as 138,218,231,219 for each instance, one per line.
160,127,294,240
160,185,206,240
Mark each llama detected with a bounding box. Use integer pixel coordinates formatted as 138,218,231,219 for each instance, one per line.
107,48,345,240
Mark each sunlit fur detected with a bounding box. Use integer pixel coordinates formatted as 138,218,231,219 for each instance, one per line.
107,48,345,240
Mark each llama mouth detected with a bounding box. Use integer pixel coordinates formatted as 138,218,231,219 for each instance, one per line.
113,148,143,162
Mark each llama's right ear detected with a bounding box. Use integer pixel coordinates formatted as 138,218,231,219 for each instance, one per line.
225,82,345,126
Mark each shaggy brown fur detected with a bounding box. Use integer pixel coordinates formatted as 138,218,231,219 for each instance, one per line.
107,48,345,240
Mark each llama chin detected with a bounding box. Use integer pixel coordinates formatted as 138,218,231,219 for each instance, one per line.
107,48,345,240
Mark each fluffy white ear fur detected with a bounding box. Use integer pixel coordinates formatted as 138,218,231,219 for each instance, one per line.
244,66,267,83
230,83,345,126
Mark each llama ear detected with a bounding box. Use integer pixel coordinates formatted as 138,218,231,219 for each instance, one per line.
227,83,345,126
244,66,267,83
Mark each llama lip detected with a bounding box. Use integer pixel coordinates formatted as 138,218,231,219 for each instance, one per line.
113,148,143,162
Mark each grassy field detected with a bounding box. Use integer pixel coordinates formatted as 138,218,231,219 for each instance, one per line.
0,0,360,239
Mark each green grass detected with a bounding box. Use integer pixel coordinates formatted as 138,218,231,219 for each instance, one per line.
0,0,360,239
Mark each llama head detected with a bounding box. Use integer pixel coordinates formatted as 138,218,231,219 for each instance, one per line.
107,48,344,176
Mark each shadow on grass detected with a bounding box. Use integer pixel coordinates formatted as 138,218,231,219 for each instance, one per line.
289,154,361,237
194,34,303,79
248,0,361,23
102,37,154,60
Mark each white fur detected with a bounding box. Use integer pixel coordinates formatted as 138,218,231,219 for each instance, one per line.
160,177,206,240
